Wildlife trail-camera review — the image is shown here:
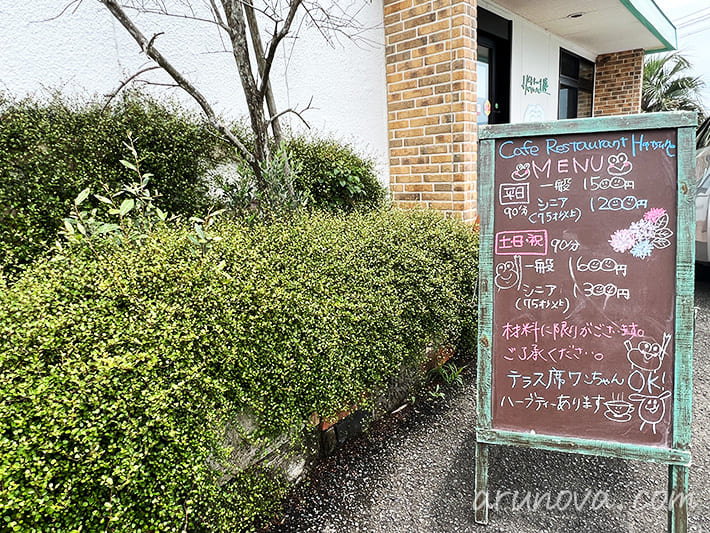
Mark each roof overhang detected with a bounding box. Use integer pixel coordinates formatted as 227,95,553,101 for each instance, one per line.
490,0,677,55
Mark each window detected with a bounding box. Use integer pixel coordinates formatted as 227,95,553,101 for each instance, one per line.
558,49,594,119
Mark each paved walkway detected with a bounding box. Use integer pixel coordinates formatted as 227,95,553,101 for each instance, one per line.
267,275,710,533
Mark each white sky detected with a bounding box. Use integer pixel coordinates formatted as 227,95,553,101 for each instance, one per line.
654,0,710,109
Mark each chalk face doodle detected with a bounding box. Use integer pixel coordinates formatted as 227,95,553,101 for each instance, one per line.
625,332,671,372
629,390,672,434
495,255,523,290
511,163,531,181
603,394,634,423
607,153,633,176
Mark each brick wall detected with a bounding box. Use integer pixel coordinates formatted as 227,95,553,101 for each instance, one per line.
578,89,593,118
593,49,644,116
384,0,478,221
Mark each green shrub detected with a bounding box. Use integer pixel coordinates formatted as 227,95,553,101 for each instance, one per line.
213,133,387,217
0,208,477,532
285,134,386,210
0,92,229,277
0,93,387,277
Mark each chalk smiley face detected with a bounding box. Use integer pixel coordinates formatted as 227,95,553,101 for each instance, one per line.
495,262,519,289
607,153,632,176
511,163,531,181
629,390,671,433
624,333,671,372
494,255,522,290
603,398,634,423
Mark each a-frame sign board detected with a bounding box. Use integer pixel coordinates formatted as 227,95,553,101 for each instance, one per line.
476,112,695,532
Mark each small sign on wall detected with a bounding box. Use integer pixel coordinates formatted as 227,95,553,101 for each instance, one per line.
521,74,551,95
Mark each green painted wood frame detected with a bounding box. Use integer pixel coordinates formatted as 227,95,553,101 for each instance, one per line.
475,112,696,530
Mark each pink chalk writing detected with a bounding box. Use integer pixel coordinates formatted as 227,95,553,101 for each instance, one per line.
495,230,548,256
504,345,604,364
500,321,646,343
505,369,625,390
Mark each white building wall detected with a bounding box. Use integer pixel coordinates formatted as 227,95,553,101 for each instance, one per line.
1,1,613,188
481,0,597,124
0,1,390,185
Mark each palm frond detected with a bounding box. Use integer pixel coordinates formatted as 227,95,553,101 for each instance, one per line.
642,52,706,121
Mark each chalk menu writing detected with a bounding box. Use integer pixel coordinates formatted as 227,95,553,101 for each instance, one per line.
492,129,678,447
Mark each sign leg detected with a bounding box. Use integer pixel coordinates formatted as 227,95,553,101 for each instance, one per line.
475,441,489,524
667,464,689,533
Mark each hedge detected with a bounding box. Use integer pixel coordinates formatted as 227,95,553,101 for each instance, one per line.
0,208,478,532
0,93,387,278
0,92,228,277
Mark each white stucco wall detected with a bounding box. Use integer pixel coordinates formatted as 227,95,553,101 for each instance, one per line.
481,0,597,124
0,1,390,184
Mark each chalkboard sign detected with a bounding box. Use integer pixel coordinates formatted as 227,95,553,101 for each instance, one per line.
475,113,695,532
492,127,679,446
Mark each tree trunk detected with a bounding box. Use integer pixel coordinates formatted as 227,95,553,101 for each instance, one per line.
220,0,270,190
243,3,282,143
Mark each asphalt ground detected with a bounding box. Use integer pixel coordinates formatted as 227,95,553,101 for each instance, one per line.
265,269,710,533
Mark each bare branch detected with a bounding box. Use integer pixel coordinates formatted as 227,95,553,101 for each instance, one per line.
243,2,281,140
205,0,231,51
93,0,377,193
120,5,229,30
259,0,303,98
235,0,278,23
300,1,380,48
99,0,254,164
220,0,260,108
301,4,330,44
32,0,84,23
218,0,276,186
102,65,161,111
135,80,180,88
147,31,164,49
267,96,313,129
209,0,226,26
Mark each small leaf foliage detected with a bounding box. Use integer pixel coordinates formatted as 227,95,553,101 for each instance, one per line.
0,207,478,531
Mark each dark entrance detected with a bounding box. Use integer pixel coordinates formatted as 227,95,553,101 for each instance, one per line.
477,8,511,125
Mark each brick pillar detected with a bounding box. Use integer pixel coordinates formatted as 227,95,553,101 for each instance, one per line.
384,0,478,221
593,49,644,116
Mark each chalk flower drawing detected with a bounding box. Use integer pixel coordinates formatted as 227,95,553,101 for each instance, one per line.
609,208,673,258
644,207,666,224
629,219,656,241
630,240,653,259
651,214,673,249
609,229,636,253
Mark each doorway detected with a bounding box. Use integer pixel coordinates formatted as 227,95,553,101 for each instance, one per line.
477,8,511,125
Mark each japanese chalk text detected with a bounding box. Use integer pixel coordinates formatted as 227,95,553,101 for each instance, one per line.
492,129,678,446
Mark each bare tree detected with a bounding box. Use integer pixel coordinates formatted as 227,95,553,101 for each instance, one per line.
73,0,372,191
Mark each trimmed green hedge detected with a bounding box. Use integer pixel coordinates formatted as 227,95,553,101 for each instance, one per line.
0,93,387,278
0,92,228,277
0,209,478,532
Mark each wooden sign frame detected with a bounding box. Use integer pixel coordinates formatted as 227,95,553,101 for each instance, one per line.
475,112,695,532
